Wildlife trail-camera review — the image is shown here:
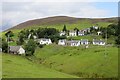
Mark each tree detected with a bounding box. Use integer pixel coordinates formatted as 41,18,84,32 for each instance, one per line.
115,35,120,45
101,27,110,39
24,39,37,56
115,18,120,46
5,31,14,42
36,28,59,38
17,32,25,45
2,40,8,53
5,31,14,37
62,25,67,32
74,27,79,35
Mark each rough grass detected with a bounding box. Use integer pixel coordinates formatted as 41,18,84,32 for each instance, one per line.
34,44,118,78
2,53,78,78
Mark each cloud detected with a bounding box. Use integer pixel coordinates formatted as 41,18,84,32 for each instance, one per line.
1,2,116,31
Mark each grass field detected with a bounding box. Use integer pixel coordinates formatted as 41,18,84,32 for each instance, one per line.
2,53,78,78
34,44,118,78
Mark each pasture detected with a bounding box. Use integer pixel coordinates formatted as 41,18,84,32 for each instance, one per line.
2,53,78,78
34,44,118,78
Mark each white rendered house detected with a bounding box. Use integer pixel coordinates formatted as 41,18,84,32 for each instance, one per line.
38,38,52,45
59,31,66,36
58,39,66,45
9,46,25,55
93,39,105,45
81,39,89,45
69,30,77,37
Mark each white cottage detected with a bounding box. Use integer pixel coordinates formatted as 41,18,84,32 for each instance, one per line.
9,46,25,55
65,40,80,46
93,39,105,45
69,30,77,37
58,39,66,45
93,26,99,30
78,30,84,36
81,39,89,45
59,31,66,36
38,38,52,45
97,31,102,35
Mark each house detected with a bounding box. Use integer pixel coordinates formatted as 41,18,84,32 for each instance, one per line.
69,30,77,36
65,40,80,46
58,39,66,45
93,39,105,45
97,31,102,35
86,28,91,33
78,30,84,36
59,31,66,36
81,39,89,45
9,46,25,54
83,28,90,33
93,26,99,30
37,38,52,45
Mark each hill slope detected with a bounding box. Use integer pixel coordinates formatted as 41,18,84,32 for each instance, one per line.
2,53,78,78
34,44,118,78
7,16,118,30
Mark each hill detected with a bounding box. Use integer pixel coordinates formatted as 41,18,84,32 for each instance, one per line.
7,16,118,31
2,53,78,78
34,44,118,78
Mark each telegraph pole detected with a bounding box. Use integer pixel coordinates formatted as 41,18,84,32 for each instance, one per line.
8,34,9,53
104,28,107,58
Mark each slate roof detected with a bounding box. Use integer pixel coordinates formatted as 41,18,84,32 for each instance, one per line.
93,39,105,43
66,40,80,44
81,39,88,42
37,38,50,41
9,46,21,52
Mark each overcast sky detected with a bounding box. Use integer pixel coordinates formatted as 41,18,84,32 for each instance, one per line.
1,0,119,31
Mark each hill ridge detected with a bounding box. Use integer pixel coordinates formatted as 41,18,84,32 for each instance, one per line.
7,16,118,31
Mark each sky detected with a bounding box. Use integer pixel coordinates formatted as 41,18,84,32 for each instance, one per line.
0,0,119,31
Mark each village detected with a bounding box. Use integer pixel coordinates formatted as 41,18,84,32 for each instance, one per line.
3,25,107,55
1,2,118,78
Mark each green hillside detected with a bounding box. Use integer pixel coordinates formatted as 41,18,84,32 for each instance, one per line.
2,53,78,78
34,44,118,78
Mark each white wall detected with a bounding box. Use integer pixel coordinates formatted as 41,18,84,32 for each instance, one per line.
18,47,25,54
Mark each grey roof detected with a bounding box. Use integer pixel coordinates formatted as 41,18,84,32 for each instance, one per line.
66,40,80,44
78,31,84,34
59,39,66,41
81,39,88,42
93,39,105,43
9,46,21,52
37,38,50,41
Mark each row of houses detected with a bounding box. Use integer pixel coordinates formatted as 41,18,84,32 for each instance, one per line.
58,39,105,46
6,38,105,55
26,26,101,39
35,38,105,46
60,26,102,37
